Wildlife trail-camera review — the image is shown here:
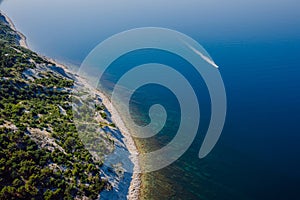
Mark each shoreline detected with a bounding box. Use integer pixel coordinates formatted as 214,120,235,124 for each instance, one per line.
0,11,28,48
74,77,141,200
1,10,141,200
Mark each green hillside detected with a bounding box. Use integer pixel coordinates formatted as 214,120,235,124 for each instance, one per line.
0,13,106,200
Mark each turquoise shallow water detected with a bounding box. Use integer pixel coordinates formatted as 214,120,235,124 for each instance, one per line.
1,1,300,199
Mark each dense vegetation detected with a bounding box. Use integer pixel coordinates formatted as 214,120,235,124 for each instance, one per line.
0,13,106,199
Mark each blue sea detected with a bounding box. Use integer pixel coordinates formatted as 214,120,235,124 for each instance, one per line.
1,0,300,199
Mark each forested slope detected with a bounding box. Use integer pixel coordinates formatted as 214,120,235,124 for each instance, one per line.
0,12,106,200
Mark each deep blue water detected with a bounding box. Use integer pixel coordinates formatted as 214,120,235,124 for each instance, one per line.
99,43,300,199
1,0,300,199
